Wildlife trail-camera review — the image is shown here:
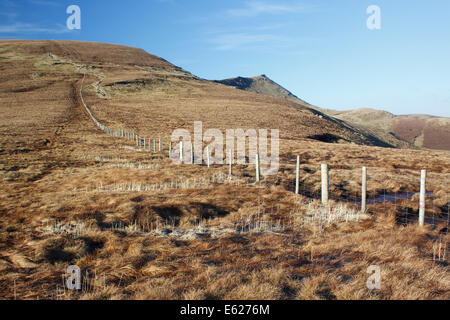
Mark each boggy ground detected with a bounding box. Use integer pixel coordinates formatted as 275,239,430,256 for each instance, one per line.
0,40,449,300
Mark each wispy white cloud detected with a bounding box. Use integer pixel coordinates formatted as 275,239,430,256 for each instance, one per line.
210,32,294,51
0,1,66,34
0,22,71,34
227,1,305,17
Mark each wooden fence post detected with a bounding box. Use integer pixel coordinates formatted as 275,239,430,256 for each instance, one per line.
154,140,157,153
180,141,184,162
169,141,172,157
321,164,329,204
361,167,367,212
229,149,232,176
295,155,300,195
159,138,161,152
256,154,260,182
190,143,194,164
419,169,426,226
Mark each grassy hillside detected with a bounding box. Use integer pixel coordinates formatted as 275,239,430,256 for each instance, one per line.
0,40,448,300
331,108,450,151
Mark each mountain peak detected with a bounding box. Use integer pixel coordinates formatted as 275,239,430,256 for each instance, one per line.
214,74,310,107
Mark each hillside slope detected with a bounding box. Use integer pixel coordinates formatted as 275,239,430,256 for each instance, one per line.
1,40,449,301
214,75,410,148
0,40,395,150
330,109,450,151
216,75,450,151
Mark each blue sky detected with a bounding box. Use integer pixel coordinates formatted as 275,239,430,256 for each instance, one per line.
1,0,449,117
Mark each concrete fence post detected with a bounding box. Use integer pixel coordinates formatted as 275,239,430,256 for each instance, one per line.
361,167,367,212
321,164,329,204
190,143,194,164
206,146,210,168
256,154,260,182
169,141,172,157
419,169,426,226
295,155,300,195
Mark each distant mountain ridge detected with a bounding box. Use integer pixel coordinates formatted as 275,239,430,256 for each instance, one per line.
330,108,450,151
215,75,450,151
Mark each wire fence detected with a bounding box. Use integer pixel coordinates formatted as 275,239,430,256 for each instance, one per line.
279,159,449,234
79,73,450,234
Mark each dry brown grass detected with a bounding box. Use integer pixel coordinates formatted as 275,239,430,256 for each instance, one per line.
0,40,449,300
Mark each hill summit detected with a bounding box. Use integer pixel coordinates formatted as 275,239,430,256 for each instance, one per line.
214,74,310,107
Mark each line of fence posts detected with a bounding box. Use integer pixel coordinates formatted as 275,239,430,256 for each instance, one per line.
312,162,428,226
89,109,433,228
95,121,432,227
